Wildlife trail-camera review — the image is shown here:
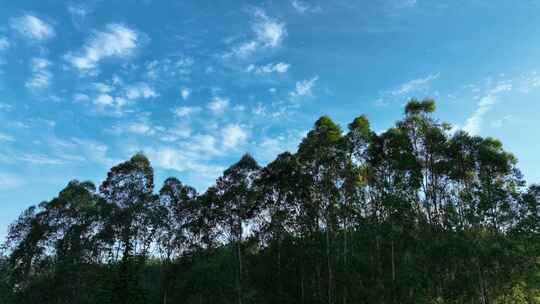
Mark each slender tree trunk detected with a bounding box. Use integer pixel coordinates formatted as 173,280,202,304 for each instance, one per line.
236,238,243,304
391,239,395,283
327,226,333,304
277,238,283,303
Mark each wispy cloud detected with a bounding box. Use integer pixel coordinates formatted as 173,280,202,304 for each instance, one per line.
207,96,230,115
18,153,66,165
65,24,139,71
0,37,9,50
290,76,319,99
181,87,191,100
68,4,89,19
291,0,322,14
0,173,24,190
125,82,158,100
519,71,540,94
226,9,286,58
253,9,286,48
146,57,193,79
174,106,201,117
245,62,290,74
0,132,14,142
25,58,52,89
10,14,55,41
463,81,512,135
145,145,225,184
143,133,227,184
255,130,306,163
222,124,248,149
88,81,159,116
110,121,156,136
389,73,439,96
376,73,439,106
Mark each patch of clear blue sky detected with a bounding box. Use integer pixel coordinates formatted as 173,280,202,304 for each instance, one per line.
1,0,540,240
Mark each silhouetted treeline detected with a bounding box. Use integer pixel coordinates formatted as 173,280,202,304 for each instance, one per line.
1,99,539,304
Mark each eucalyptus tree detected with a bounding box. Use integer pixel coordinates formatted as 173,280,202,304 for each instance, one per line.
214,154,261,304
297,116,344,304
365,124,422,302
41,180,102,303
256,151,308,303
398,99,452,225
3,180,103,303
4,205,51,296
158,177,198,259
1,99,539,304
338,115,373,304
99,153,161,304
157,177,197,304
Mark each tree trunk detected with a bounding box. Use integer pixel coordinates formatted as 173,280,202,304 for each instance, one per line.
327,227,333,304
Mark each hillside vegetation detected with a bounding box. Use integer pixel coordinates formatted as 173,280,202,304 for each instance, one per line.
1,99,539,304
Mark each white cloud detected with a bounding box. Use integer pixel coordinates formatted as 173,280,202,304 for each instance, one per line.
463,82,512,135
110,121,156,136
19,153,65,165
0,37,9,50
190,135,221,155
25,58,52,89
181,87,191,100
125,82,158,100
95,94,114,106
73,93,90,103
222,124,248,149
252,102,266,116
375,73,439,106
25,72,52,89
390,73,439,96
31,58,50,70
253,10,287,48
65,24,138,71
10,14,55,41
0,173,24,190
291,0,309,13
174,106,201,117
246,62,290,74
143,133,228,184
255,131,304,163
68,4,88,18
146,57,194,79
126,122,153,135
290,76,319,98
207,96,230,115
291,0,321,14
160,123,192,141
395,0,417,9
49,137,114,166
231,41,258,58
93,82,113,93
490,115,513,128
0,132,14,142
145,146,224,180
226,9,286,58
519,71,540,94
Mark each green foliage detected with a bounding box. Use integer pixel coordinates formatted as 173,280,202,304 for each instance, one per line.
2,99,539,304
405,98,436,115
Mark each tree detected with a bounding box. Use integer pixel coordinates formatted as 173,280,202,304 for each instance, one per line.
215,154,261,304
2,99,539,304
99,153,159,304
297,116,344,304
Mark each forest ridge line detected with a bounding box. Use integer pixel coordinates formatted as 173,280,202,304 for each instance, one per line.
1,99,539,303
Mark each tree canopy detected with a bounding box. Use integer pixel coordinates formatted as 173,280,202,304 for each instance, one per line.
1,99,539,304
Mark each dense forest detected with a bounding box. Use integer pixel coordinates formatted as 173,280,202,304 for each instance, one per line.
1,99,539,304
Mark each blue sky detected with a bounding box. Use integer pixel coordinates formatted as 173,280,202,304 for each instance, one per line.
1,0,540,240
